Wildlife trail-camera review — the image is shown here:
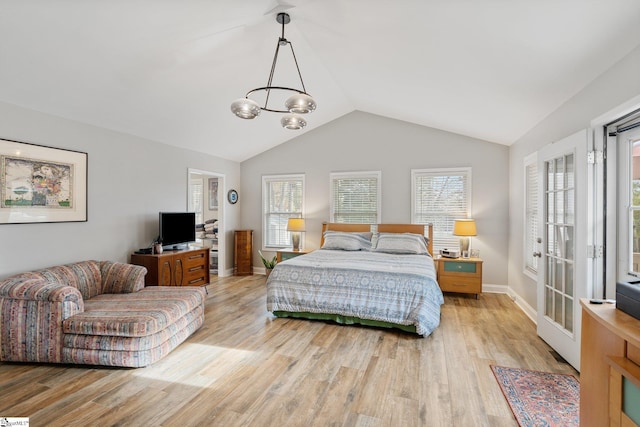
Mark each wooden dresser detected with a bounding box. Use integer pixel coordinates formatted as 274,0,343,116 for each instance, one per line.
131,247,209,287
234,229,253,276
580,299,640,426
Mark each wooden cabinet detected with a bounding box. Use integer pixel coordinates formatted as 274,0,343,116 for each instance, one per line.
234,230,253,276
276,249,311,262
580,299,640,427
436,257,483,297
131,248,210,287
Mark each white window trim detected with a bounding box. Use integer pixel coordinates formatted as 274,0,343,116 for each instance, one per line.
262,173,305,250
523,152,538,280
411,167,472,252
329,171,382,224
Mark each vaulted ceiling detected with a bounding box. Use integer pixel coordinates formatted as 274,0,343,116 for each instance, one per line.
1,1,639,161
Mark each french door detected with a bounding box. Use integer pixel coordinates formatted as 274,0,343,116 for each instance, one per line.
536,129,588,371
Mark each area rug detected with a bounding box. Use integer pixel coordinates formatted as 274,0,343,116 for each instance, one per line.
491,365,580,427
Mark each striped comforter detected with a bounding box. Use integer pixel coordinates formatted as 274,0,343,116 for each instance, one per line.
266,249,444,336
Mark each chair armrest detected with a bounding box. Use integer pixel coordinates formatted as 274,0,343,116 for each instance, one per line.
0,276,83,305
100,261,147,293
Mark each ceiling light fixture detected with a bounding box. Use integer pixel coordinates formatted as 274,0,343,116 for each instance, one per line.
230,12,316,130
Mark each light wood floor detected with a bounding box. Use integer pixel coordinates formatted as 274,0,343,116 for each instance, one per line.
0,275,578,426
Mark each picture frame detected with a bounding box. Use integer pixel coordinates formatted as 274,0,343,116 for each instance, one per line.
0,138,88,224
208,178,218,210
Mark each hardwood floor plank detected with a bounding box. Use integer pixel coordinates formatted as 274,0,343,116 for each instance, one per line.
0,276,577,426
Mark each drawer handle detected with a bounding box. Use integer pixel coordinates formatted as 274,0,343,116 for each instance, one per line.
189,266,204,272
189,277,204,284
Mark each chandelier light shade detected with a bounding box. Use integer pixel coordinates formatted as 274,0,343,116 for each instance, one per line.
281,114,306,130
230,98,261,119
230,12,316,129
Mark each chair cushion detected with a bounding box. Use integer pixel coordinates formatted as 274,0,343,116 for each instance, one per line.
62,287,205,337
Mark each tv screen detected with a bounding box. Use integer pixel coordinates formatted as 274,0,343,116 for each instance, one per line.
159,212,196,248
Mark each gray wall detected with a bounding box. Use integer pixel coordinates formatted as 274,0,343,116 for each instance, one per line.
508,45,640,309
241,111,510,286
0,101,241,277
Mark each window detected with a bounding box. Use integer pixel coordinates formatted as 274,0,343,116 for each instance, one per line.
189,178,204,225
411,168,472,252
262,174,304,249
524,153,539,277
330,171,381,223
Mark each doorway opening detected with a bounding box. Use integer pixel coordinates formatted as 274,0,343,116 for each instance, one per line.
188,168,226,277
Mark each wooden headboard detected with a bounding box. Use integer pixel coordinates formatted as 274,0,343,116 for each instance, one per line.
321,223,434,255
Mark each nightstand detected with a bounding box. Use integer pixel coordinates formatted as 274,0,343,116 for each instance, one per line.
276,249,311,262
436,257,483,298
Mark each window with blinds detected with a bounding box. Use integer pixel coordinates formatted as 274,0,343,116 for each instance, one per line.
524,154,539,276
330,171,381,223
189,178,204,225
262,174,304,248
411,168,471,252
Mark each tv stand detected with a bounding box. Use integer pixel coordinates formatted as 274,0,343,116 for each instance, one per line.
131,247,210,287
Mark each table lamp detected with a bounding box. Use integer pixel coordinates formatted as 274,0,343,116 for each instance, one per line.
453,219,477,258
287,218,306,251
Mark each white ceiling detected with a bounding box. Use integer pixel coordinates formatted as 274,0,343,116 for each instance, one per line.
1,1,639,162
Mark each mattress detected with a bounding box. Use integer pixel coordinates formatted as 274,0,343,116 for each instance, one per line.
266,249,444,336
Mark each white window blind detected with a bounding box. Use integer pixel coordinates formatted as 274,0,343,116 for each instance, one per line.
189,178,204,225
524,154,539,275
411,168,471,252
330,171,381,223
262,174,304,248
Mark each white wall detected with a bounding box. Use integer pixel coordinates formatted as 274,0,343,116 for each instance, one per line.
508,45,640,310
0,101,241,277
240,111,510,286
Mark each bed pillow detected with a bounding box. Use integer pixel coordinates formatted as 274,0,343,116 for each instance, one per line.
373,232,429,255
321,231,373,251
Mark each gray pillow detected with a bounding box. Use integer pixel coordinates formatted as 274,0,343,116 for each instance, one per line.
373,232,429,255
321,231,373,251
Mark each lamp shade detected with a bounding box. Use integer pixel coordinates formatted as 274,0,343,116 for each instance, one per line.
287,218,306,232
453,219,477,236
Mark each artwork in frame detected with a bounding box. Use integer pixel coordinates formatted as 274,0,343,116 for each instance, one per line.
208,178,218,210
0,138,87,224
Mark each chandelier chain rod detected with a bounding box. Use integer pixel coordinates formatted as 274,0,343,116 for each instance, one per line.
264,39,283,109
287,41,307,94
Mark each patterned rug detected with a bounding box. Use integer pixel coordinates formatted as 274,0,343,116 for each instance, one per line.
491,365,580,427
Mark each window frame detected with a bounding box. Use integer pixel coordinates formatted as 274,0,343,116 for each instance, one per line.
523,152,539,280
329,171,382,224
262,173,305,250
411,167,472,253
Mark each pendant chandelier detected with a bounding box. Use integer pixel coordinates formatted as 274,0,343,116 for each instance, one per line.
230,13,316,130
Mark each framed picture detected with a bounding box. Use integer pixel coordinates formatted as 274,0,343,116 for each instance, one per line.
0,138,87,224
208,178,218,210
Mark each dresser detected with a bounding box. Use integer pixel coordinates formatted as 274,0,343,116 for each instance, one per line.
580,299,640,426
234,229,253,276
436,257,483,297
131,247,210,287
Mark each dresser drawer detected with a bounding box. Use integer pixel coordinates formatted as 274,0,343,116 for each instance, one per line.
439,277,482,294
442,261,477,274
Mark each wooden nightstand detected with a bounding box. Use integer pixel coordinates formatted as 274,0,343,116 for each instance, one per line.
276,249,311,262
436,257,483,298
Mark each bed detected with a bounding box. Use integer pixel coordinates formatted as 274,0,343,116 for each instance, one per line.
266,223,444,336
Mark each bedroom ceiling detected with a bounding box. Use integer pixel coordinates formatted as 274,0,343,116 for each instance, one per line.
1,1,639,162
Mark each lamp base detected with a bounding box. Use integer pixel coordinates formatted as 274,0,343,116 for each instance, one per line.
459,237,470,258
291,232,301,251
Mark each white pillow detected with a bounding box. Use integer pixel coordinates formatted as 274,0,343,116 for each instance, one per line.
321,231,373,251
373,232,429,255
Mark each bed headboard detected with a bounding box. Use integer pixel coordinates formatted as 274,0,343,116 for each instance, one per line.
321,223,434,255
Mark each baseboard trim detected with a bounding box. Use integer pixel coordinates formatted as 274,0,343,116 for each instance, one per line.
481,283,537,325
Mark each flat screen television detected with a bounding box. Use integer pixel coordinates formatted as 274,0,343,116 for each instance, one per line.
159,212,196,250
